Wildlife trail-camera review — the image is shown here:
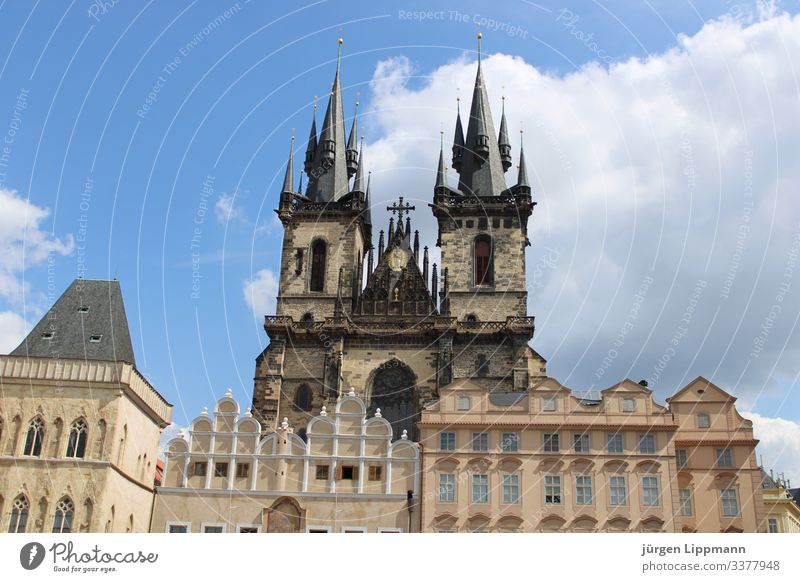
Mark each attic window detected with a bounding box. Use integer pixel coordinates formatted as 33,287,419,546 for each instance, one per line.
78,306,89,313
89,335,102,343
41,332,54,340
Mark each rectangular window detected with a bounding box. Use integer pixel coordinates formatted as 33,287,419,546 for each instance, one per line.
679,488,693,516
368,466,383,481
638,434,656,454
721,488,739,516
607,433,624,454
214,462,228,478
203,525,223,533
502,474,520,504
315,465,329,480
573,433,590,453
438,473,456,502
609,475,627,506
192,462,207,477
544,475,562,505
542,396,557,411
697,413,710,428
340,465,356,480
501,432,519,452
472,432,489,452
439,432,456,451
642,476,660,506
472,474,489,503
168,524,188,533
543,433,560,453
768,518,779,533
457,395,471,411
239,527,259,533
235,463,250,478
575,475,593,505
676,449,688,469
716,448,733,468
621,397,635,412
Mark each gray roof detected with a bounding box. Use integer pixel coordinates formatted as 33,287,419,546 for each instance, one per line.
10,279,136,365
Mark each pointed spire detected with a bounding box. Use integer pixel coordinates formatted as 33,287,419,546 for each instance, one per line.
378,230,384,261
422,246,429,284
281,136,295,194
388,217,394,243
363,170,373,227
442,267,450,316
517,129,530,191
436,130,448,189
405,216,411,238
304,104,318,174
413,230,420,258
367,245,374,275
351,136,366,195
431,263,439,312
346,101,359,178
452,96,464,172
298,171,304,195
498,95,512,172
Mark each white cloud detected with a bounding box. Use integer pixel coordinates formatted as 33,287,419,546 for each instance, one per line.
243,269,279,317
0,310,28,352
214,192,246,224
0,188,73,302
363,12,800,410
745,412,800,485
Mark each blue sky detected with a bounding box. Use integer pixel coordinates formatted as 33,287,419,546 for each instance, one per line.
2,0,800,475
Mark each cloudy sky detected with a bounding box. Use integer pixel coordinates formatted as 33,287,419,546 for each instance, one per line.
1,0,798,481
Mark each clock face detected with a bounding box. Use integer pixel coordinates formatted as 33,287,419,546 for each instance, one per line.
387,248,408,272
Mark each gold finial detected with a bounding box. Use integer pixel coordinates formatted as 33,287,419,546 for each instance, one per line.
338,37,343,45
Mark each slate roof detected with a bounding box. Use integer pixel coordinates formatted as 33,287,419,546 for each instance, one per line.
10,278,136,365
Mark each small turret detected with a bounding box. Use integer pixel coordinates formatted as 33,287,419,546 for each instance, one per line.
280,136,295,195
303,104,318,174
346,102,359,178
452,98,464,172
498,96,512,172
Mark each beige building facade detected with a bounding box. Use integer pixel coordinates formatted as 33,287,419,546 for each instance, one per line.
154,389,420,533
761,472,800,533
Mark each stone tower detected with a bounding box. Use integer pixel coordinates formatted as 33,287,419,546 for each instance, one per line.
252,37,545,440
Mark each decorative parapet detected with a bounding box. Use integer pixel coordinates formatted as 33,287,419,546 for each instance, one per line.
0,355,172,426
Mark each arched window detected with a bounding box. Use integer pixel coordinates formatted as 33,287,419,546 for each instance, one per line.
296,428,307,442
295,385,312,411
310,240,327,292
65,418,88,458
8,495,29,533
476,354,489,377
474,236,493,286
52,497,75,533
23,416,45,456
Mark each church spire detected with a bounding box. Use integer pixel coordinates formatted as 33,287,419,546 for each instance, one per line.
305,37,349,202
456,33,507,196
435,130,447,189
346,101,359,178
281,136,295,194
517,129,530,191
351,137,366,195
452,96,464,172
303,104,318,174
498,96,512,172
363,170,373,229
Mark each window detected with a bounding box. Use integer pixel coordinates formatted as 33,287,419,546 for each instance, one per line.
236,463,250,478
23,416,45,456
621,397,635,412
502,474,520,504
768,518,779,533
203,525,223,533
193,462,207,477
609,475,627,505
543,433,560,453
342,527,367,533
315,465,329,480
214,462,228,478
239,526,259,533
474,236,493,285
89,334,102,342
642,476,660,506
680,489,693,516
573,433,590,453
439,432,456,451
368,466,383,481
65,418,88,458
544,475,562,504
721,488,739,516
41,332,54,339
676,449,688,469
697,413,710,428
339,465,357,480
295,384,312,411
716,448,733,468
309,240,326,292
307,527,330,533
476,354,489,377
576,475,593,505
501,432,519,452
607,433,624,454
168,524,188,533
542,396,557,411
78,306,90,313
294,249,304,275
638,434,656,454
8,495,29,533
472,474,489,503
438,473,456,502
52,497,75,533
472,432,488,452
457,395,471,411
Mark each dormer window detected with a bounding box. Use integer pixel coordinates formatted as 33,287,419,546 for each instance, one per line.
542,396,557,412
78,306,89,313
621,397,635,412
41,332,54,340
457,395,471,411
89,335,102,343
